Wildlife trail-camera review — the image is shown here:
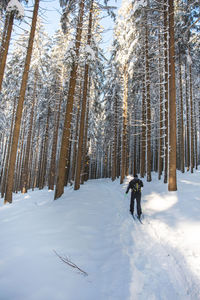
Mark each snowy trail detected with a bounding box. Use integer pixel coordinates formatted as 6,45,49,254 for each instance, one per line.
144,218,200,299
0,172,200,300
72,180,132,300
127,217,198,300
0,180,131,300
121,175,200,300
96,178,200,300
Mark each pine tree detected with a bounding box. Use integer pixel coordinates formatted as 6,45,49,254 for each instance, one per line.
0,0,25,91
74,0,94,190
4,0,40,204
54,0,85,199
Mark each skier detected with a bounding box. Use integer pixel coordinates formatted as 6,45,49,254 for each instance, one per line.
125,174,144,219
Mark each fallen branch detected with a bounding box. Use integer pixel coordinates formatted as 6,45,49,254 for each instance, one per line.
53,250,88,277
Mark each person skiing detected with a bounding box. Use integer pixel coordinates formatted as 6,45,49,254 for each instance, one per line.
126,174,144,219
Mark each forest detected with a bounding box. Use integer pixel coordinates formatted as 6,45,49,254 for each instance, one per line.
0,1,200,299
0,0,199,201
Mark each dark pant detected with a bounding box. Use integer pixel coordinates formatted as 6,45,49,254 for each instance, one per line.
130,192,142,216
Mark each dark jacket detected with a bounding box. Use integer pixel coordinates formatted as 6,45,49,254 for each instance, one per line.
126,178,143,194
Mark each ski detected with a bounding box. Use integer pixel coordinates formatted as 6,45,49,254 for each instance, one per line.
131,214,143,224
130,213,144,224
137,216,143,224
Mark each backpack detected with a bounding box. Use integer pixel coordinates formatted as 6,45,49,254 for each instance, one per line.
131,179,142,193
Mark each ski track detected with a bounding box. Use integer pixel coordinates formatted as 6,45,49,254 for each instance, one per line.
71,180,131,300
144,217,200,299
115,179,200,300
128,218,196,300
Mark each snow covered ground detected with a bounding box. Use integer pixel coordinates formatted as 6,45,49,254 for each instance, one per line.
0,171,200,300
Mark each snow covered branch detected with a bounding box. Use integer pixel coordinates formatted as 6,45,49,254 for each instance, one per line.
6,0,24,19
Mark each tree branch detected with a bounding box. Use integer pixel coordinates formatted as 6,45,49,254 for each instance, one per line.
53,250,88,276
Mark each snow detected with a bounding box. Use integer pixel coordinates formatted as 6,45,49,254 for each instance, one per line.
187,54,193,65
65,41,76,65
6,0,24,19
66,41,75,52
0,171,200,299
85,45,95,61
132,0,147,14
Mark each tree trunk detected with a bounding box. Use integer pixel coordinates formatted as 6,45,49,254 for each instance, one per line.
140,75,146,178
71,83,82,182
185,62,190,171
125,112,130,176
54,0,85,199
158,31,163,180
21,71,37,193
64,133,73,186
199,103,200,165
28,101,38,190
194,109,198,169
117,128,121,178
15,111,27,192
189,54,194,173
112,90,118,181
145,19,152,182
0,136,8,188
4,0,40,204
37,136,44,188
168,0,177,191
178,53,184,173
133,111,137,176
74,0,93,191
163,0,169,184
32,120,40,190
120,64,128,184
1,97,16,198
81,83,90,184
0,12,14,91
39,105,50,189
48,82,62,190
0,14,9,61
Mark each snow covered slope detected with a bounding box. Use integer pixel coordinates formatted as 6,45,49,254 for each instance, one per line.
0,171,200,300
